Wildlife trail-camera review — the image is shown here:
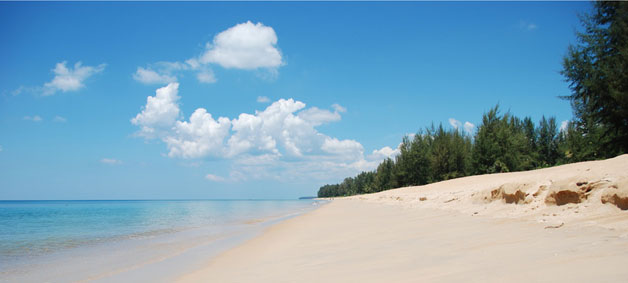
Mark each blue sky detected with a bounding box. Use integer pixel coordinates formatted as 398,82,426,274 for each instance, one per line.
0,2,591,200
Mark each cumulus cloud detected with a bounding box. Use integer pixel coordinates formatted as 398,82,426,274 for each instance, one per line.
101,158,122,165
257,96,270,103
321,137,364,161
134,21,283,84
43,61,105,96
199,21,282,70
368,146,400,161
131,82,181,138
132,84,394,182
297,107,341,126
165,108,232,159
24,115,42,122
226,99,317,158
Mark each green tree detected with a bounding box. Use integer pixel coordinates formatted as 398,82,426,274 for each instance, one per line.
472,105,534,174
374,158,396,191
429,125,472,181
562,1,628,156
537,116,560,167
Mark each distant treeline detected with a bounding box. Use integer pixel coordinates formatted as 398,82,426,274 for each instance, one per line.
319,107,603,197
318,1,628,198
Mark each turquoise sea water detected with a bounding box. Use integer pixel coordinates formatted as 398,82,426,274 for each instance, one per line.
0,200,323,282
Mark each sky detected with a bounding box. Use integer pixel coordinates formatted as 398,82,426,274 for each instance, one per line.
0,1,591,200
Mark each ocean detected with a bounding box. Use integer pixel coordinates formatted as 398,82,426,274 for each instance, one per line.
0,199,324,282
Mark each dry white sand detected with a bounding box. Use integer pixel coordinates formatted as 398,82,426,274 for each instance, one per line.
179,155,628,282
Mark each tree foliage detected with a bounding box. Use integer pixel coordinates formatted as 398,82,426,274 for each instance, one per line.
318,106,570,198
561,1,628,156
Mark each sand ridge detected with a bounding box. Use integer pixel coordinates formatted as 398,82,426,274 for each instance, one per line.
353,154,628,231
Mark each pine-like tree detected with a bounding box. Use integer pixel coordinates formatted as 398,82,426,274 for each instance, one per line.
562,1,628,156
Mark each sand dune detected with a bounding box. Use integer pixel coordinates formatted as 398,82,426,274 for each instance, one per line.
179,155,628,282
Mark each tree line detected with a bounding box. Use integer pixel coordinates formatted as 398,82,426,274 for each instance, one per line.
319,2,627,198
319,108,588,197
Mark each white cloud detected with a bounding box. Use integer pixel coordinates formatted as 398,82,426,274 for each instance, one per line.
199,21,282,70
131,82,181,138
449,118,462,129
196,69,217,83
43,61,105,96
205,173,226,182
368,146,400,161
133,67,177,84
560,120,569,132
321,137,364,161
0,145,3,152
165,108,232,159
463,121,475,134
134,21,283,85
101,158,122,165
450,118,475,134
331,103,347,113
226,98,313,158
24,115,42,122
53,116,67,123
132,85,396,182
257,96,270,103
297,107,341,126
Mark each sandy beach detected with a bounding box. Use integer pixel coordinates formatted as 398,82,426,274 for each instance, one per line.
180,155,628,282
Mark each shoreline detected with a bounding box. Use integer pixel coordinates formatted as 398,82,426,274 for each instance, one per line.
0,200,323,283
179,155,628,282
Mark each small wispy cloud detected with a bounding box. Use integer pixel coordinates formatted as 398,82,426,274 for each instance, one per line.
205,173,226,182
133,66,177,85
519,20,538,31
449,118,462,129
100,158,122,165
332,103,347,113
10,86,35,96
53,116,67,123
10,61,103,97
257,96,270,103
196,69,217,84
24,115,43,122
43,61,106,96
449,118,475,134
